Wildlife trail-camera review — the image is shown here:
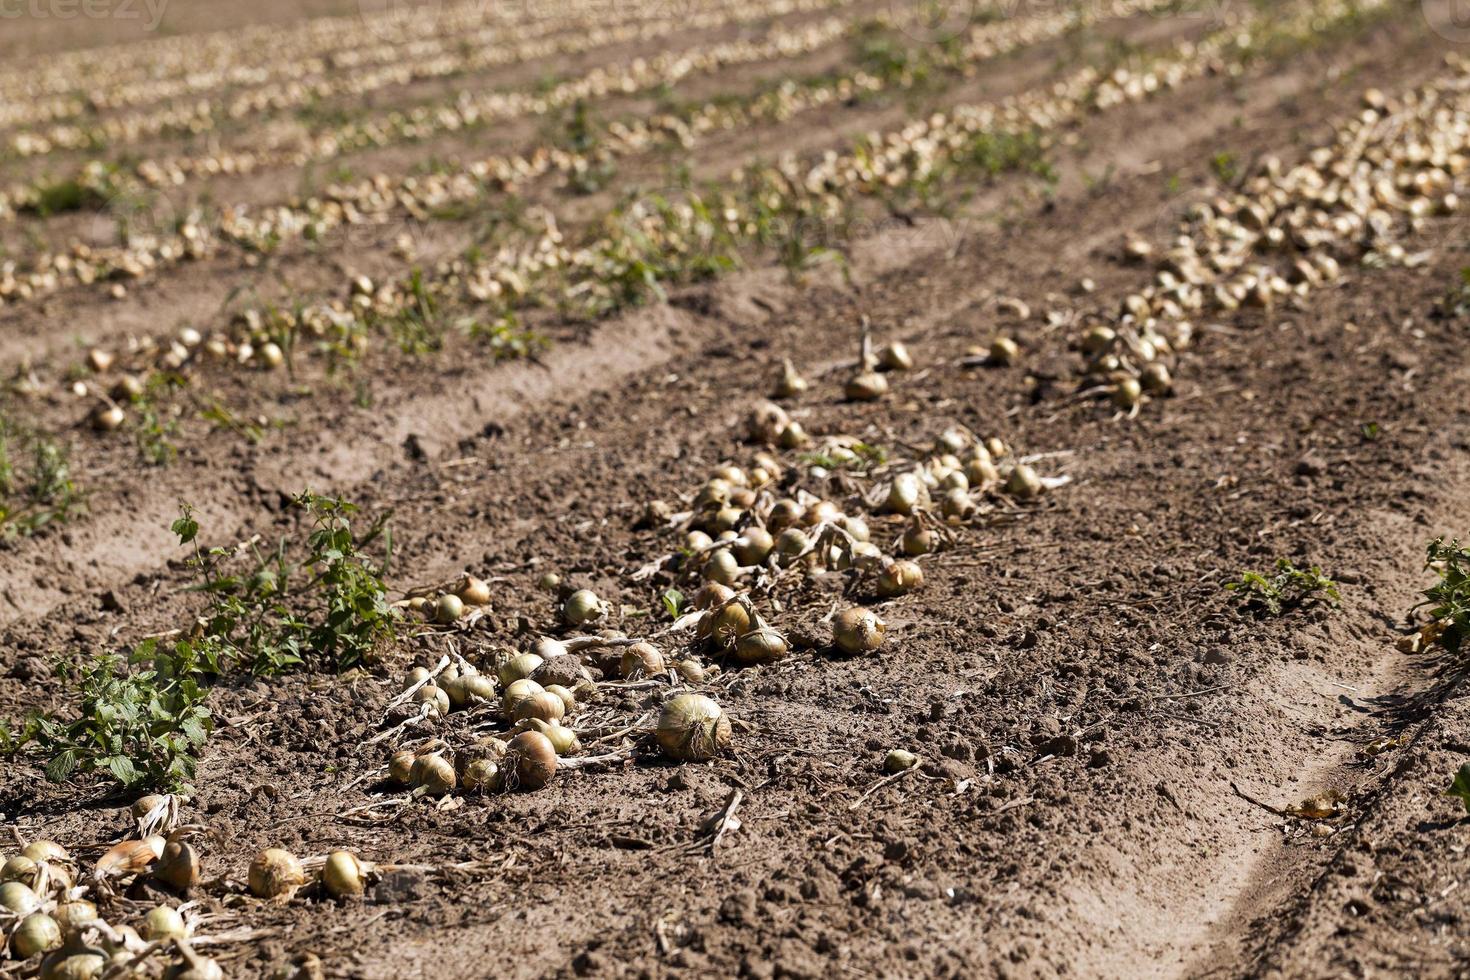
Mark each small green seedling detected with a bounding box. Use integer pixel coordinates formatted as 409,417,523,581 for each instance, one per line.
1226,559,1341,616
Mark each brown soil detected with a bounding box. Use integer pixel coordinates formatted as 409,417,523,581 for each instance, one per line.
2,2,1469,978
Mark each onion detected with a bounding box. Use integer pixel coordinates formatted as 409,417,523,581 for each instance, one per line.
322,851,366,898
940,487,972,520
884,749,920,774
506,732,558,790
129,795,168,822
698,600,751,651
732,528,774,566
142,905,186,941
403,666,430,689
54,901,97,932
656,695,731,762
886,473,926,515
1112,377,1142,409
502,678,546,718
877,560,923,597
461,758,502,793
880,341,913,371
388,749,416,786
775,528,809,561
832,608,886,655
734,626,788,665
412,684,449,717
527,718,579,755
965,456,999,487
154,840,200,891
3,854,38,885
457,675,497,705
91,405,126,432
620,642,666,679
10,912,60,958
778,421,809,448
410,754,457,796
563,589,606,626
497,652,543,687
95,837,164,877
776,359,808,398
1082,325,1115,355
693,582,735,611
1140,362,1172,394
511,691,566,724
989,336,1020,365
21,841,68,864
704,549,741,585
747,401,790,445
457,575,492,606
538,572,561,592
247,848,304,900
435,594,465,624
767,499,804,530
657,657,697,685
901,521,935,557
1005,464,1043,500
41,952,107,980
845,370,888,402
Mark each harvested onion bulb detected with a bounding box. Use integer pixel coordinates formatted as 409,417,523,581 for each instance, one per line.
247,848,304,900
655,695,731,762
833,608,886,655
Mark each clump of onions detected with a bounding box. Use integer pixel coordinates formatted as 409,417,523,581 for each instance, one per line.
506,731,558,790
322,851,366,899
620,642,666,679
153,840,200,891
142,905,186,941
877,560,924,597
845,370,888,402
457,575,492,606
562,589,607,626
11,912,61,959
1005,464,1043,500
833,608,886,655
410,753,457,796
656,695,731,762
247,848,304,900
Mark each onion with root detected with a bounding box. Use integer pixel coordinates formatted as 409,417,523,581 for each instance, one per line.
506,731,558,790
142,905,186,941
562,589,607,627
154,840,200,891
248,848,305,900
655,695,731,762
833,608,886,655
